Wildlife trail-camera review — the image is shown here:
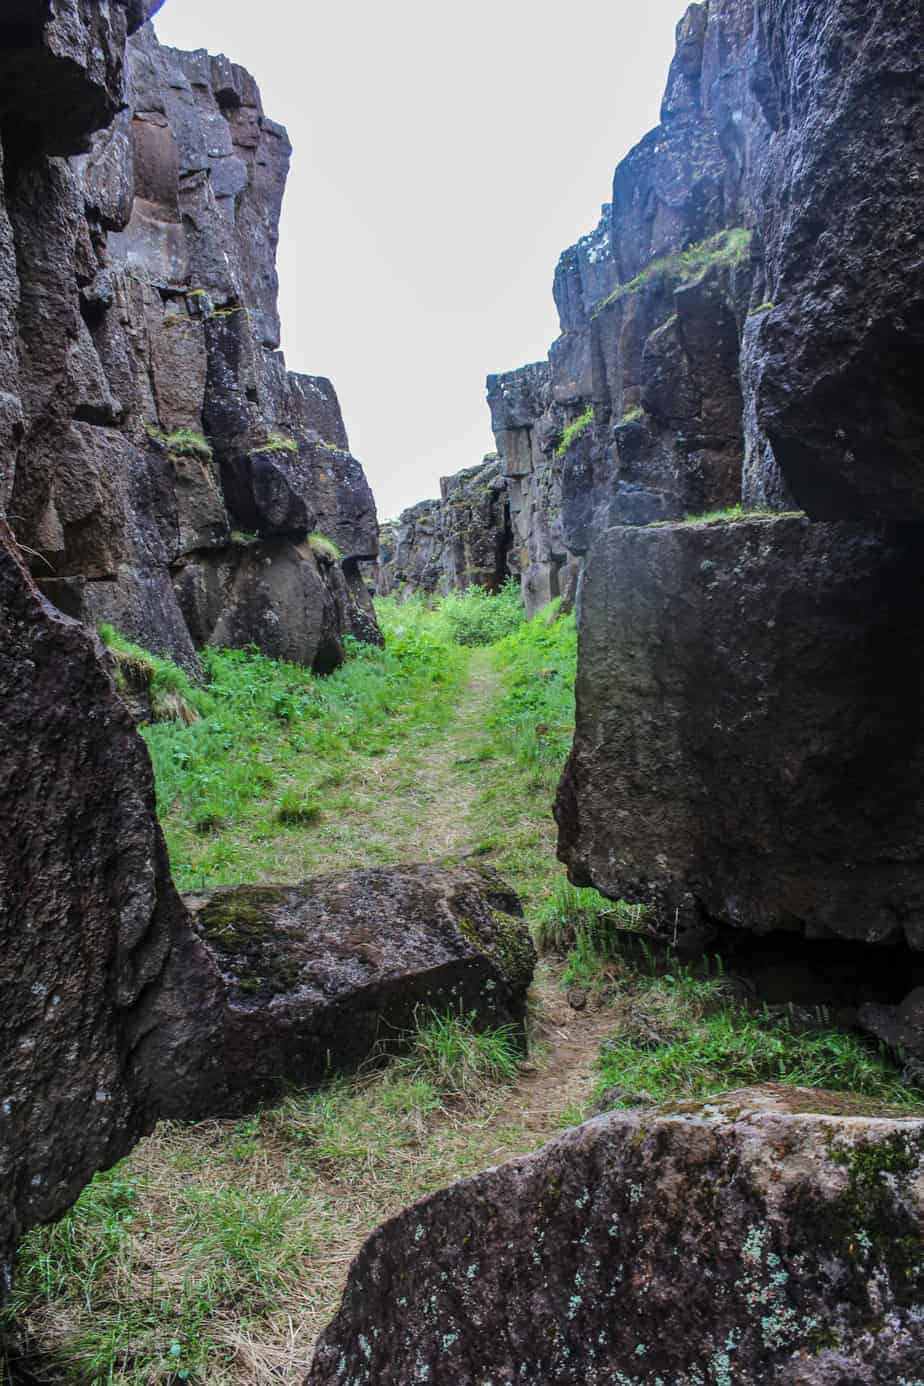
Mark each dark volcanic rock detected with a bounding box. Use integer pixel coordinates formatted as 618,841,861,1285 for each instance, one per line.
307,1085,924,1384
185,862,536,1108
0,11,380,668
743,0,924,522
556,516,924,947
0,521,224,1293
368,454,513,599
173,538,345,673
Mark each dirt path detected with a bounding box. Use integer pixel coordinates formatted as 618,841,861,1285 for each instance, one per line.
15,645,617,1385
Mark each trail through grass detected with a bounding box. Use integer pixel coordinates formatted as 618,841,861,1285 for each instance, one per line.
6,588,919,1385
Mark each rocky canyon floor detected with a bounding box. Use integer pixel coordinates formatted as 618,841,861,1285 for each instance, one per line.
4,604,619,1384
5,597,920,1385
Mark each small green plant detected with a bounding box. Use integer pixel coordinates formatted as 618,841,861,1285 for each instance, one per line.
145,425,214,461
252,432,298,456
534,877,631,955
394,1008,522,1098
593,227,752,317
749,300,776,315
230,528,260,544
556,403,594,458
98,624,206,726
275,792,322,826
618,404,644,425
307,531,344,563
434,578,525,647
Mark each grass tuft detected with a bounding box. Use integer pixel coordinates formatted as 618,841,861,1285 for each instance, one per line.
394,1008,523,1099
252,432,298,456
306,531,343,563
556,403,594,458
145,425,214,461
275,792,322,826
593,227,752,317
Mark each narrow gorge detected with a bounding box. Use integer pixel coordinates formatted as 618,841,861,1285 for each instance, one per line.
1,1,923,1383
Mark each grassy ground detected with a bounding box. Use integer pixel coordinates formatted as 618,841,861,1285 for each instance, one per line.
5,587,920,1384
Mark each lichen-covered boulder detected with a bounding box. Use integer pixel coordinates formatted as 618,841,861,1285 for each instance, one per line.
185,862,536,1109
306,1085,924,1384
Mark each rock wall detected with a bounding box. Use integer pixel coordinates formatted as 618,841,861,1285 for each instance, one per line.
368,452,513,599
0,3,232,1298
553,0,924,1037
1,8,379,675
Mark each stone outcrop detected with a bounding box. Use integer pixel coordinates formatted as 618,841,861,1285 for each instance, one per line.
0,520,225,1297
185,862,536,1109
368,453,512,599
741,0,924,520
1,8,379,674
557,515,924,948
307,1085,924,1384
540,2,924,1041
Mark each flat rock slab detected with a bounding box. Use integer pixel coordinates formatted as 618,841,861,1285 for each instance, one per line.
306,1084,924,1385
185,862,536,1108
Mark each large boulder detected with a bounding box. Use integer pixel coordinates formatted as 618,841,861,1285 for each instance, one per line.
0,522,224,1294
185,862,536,1109
307,1085,924,1384
556,515,924,949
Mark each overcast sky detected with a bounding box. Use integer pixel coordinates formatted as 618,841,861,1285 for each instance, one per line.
152,1,684,520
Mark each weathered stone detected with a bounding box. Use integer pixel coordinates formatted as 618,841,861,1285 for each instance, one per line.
743,0,924,523
307,1085,924,1384
556,516,924,948
0,12,380,664
0,522,224,1294
173,538,345,674
185,862,535,1109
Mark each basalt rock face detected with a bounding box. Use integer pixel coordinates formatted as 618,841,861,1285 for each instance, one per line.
0,520,226,1296
482,1,767,613
741,0,924,520
368,453,513,599
308,1085,924,1384
550,2,924,1040
185,863,536,1110
556,516,924,948
1,11,379,673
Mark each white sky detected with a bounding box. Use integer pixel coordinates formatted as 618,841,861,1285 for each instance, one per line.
152,1,684,520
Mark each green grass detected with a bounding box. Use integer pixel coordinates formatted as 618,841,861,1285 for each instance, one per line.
595,972,924,1112
393,1009,522,1098
534,878,645,959
99,624,205,725
251,432,298,456
145,426,214,461
592,227,752,317
436,577,525,646
306,531,343,563
139,615,465,890
556,403,594,458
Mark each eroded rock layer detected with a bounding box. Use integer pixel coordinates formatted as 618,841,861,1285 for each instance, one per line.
308,1086,924,1384
2,8,379,673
